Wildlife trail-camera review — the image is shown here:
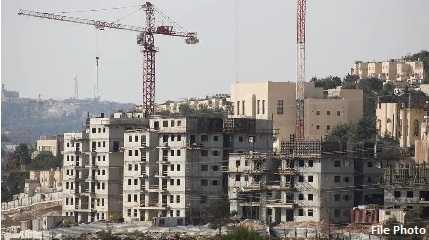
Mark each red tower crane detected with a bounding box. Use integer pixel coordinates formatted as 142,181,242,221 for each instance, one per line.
295,0,306,139
18,2,198,117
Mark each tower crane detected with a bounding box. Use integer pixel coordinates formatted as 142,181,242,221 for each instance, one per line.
18,2,199,117
295,0,306,139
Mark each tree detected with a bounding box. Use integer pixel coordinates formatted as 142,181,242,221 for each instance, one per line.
325,124,354,144
29,151,62,170
404,50,429,83
207,197,231,235
222,227,264,240
1,171,29,202
15,144,31,166
380,82,395,96
310,75,342,90
326,117,376,144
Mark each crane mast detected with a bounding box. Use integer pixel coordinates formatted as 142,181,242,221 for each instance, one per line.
296,0,306,139
18,2,198,117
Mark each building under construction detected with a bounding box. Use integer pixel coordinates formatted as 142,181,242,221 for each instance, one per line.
228,139,384,224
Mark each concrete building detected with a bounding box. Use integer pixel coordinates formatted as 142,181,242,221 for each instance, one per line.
376,93,427,148
34,135,64,158
415,105,429,164
230,82,363,150
25,169,63,195
62,113,148,223
228,140,383,224
157,94,231,114
383,164,429,219
122,116,273,225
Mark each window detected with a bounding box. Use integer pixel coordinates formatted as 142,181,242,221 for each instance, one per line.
334,194,340,201
201,179,208,186
201,165,208,171
129,136,132,142
308,209,314,217
177,120,181,126
128,150,132,156
134,179,138,185
334,161,341,167
176,210,180,217
102,182,105,189
201,150,208,157
212,165,219,171
128,164,132,171
128,194,131,202
102,170,106,175
177,135,182,141
170,165,174,171
407,191,413,198
163,121,168,127
134,164,138,171
298,209,304,216
212,150,219,156
238,136,243,142
98,128,101,133
316,125,320,130
92,128,96,133
367,161,373,168
170,150,175,156
176,195,180,203
236,101,240,115
242,100,245,115
334,209,340,217
298,194,304,200
163,135,168,143
134,135,138,142
308,176,313,182
316,111,320,115
308,160,313,167
298,160,304,167
344,195,350,201
200,195,207,204
171,120,175,127
103,128,106,133
308,194,313,201
334,176,341,183
277,100,284,115
298,176,304,182
201,135,208,142
235,175,241,181
134,194,137,202
212,180,219,186
128,179,131,185
262,100,265,114
327,125,331,130
135,150,139,156
177,165,181,171
327,111,331,115
170,196,174,203
177,179,181,185
337,111,341,116
344,177,350,183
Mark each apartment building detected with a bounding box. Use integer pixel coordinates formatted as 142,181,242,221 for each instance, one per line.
157,94,231,114
62,113,148,223
228,140,383,224
351,60,425,83
122,116,273,226
25,168,63,195
415,105,429,164
376,93,427,148
230,82,363,149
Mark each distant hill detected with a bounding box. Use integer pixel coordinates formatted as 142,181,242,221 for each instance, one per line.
1,97,135,144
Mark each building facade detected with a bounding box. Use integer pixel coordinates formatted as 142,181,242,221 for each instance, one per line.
122,116,273,225
62,113,148,223
157,94,231,114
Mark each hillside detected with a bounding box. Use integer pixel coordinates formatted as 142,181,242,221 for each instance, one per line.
1,97,134,144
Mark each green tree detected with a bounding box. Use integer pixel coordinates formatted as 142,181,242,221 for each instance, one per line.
1,171,29,202
29,151,62,170
310,75,342,90
222,227,264,240
207,197,231,235
15,144,31,166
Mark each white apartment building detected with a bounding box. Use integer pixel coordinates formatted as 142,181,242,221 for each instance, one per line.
62,113,148,223
122,116,273,226
157,94,231,114
228,140,383,224
352,60,425,83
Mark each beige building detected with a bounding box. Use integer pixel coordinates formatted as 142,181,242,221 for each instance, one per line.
376,100,425,148
415,110,429,164
352,60,425,83
34,135,63,157
230,82,363,149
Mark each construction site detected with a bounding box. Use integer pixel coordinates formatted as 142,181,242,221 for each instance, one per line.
2,0,429,239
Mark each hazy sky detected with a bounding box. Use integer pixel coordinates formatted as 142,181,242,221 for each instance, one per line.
2,0,429,104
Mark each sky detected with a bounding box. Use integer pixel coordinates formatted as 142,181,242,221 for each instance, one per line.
2,0,429,104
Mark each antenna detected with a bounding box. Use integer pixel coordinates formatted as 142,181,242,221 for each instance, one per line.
74,75,79,99
96,56,100,99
